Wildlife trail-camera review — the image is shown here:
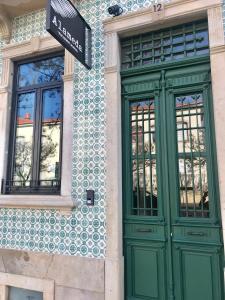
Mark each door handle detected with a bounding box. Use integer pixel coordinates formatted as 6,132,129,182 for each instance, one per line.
137,228,153,233
187,231,206,237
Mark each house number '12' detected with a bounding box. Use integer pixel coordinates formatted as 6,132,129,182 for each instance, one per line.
153,3,163,12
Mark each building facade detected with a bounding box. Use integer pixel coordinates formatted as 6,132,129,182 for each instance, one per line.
0,0,225,299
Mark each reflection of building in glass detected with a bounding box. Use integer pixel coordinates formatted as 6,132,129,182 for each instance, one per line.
176,94,208,216
130,100,158,216
13,110,61,185
130,95,209,216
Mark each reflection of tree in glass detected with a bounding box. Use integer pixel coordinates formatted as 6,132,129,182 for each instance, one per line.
19,57,64,87
43,89,62,122
34,58,64,83
179,131,208,210
14,137,58,185
132,126,156,155
14,139,32,184
131,101,158,213
132,159,157,192
40,134,58,174
132,159,156,173
17,93,35,119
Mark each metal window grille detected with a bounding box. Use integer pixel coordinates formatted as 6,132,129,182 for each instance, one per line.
176,93,209,218
130,99,158,216
121,20,209,70
1,179,61,195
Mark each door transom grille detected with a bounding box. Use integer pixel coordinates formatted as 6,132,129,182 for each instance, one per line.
121,20,209,70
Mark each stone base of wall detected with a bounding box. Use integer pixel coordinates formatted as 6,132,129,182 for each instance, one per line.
0,249,105,300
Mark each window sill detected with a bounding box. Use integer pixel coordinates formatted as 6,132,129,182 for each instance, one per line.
0,195,75,213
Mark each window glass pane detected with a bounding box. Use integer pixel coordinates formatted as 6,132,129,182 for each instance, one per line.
9,287,43,300
121,20,209,70
39,88,62,185
175,93,209,218
130,99,158,216
18,56,64,88
196,30,209,48
13,92,35,186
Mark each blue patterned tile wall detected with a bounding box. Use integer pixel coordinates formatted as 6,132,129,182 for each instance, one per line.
0,0,224,258
0,7,108,258
11,10,47,43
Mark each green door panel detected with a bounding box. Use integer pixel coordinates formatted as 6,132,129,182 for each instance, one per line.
122,72,161,95
124,222,166,242
164,63,210,89
172,225,222,245
126,241,166,300
173,245,223,300
122,59,224,299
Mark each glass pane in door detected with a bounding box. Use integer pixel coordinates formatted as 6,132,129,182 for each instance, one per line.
130,99,158,216
175,93,209,218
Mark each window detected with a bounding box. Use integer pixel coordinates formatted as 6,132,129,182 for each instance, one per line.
0,272,54,300
121,19,209,70
177,122,188,142
9,287,43,300
1,54,64,195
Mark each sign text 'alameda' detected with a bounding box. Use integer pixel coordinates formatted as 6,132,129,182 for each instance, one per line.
46,0,92,69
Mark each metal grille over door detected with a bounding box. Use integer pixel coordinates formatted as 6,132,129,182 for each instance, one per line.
175,93,209,218
130,99,158,216
121,20,209,70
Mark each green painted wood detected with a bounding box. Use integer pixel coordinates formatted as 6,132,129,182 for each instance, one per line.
125,240,166,300
183,252,213,299
122,58,224,300
134,247,158,297
173,245,224,300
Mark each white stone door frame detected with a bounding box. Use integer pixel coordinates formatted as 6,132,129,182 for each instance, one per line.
103,0,225,299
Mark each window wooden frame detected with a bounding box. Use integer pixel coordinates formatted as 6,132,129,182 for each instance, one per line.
0,36,75,212
3,52,65,195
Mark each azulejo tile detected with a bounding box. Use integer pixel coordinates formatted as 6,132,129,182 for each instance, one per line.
0,0,224,259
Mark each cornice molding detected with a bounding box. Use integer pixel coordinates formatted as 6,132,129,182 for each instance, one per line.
103,0,221,34
210,45,225,55
105,66,119,74
63,74,74,82
2,35,63,59
0,87,12,95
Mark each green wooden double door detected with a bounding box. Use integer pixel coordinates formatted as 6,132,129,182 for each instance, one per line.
122,61,224,300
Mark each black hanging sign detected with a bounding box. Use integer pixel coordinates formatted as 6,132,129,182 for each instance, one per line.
46,0,92,69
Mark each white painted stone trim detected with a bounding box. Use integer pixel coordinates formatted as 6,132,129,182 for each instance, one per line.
0,272,54,300
104,0,225,299
0,6,11,43
0,36,75,212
